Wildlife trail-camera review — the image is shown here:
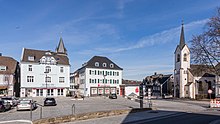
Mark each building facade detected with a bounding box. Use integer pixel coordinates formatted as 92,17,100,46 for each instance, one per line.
174,24,217,99
73,56,123,97
120,80,142,97
0,55,20,97
20,38,70,97
145,73,173,98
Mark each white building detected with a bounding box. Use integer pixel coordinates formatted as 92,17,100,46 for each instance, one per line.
73,56,123,97
20,38,70,97
174,24,217,99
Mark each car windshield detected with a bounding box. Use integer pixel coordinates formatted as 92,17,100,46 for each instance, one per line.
1,98,12,100
46,98,54,100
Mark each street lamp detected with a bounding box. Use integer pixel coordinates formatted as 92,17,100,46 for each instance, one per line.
103,73,107,96
44,71,49,97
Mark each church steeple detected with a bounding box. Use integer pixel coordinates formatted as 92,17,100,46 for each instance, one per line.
179,22,185,49
56,37,67,55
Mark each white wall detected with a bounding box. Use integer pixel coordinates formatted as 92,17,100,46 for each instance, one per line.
20,62,70,97
125,86,139,96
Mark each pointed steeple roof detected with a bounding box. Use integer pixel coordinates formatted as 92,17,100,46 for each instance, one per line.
56,37,67,55
179,22,185,49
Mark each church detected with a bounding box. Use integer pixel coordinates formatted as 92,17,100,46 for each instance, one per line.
174,23,218,99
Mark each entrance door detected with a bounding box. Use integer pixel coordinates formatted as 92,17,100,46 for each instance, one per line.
185,85,189,98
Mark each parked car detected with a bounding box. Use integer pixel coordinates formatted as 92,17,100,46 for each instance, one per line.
16,99,36,111
44,97,56,106
109,93,117,99
1,96,19,106
162,94,173,99
0,100,11,112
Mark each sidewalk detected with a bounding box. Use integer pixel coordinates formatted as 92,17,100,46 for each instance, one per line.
63,110,182,124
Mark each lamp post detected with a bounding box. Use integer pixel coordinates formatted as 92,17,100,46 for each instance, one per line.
103,73,107,96
44,71,49,97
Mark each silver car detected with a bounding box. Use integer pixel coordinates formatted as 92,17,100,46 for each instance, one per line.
16,99,36,111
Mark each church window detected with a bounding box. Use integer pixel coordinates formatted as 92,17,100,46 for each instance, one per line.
177,54,180,62
184,53,187,61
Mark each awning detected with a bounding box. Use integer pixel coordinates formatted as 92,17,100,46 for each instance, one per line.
0,86,7,90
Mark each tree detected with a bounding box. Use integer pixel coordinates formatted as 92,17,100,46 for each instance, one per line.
190,7,220,75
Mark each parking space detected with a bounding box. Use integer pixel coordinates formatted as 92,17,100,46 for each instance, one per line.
0,96,139,121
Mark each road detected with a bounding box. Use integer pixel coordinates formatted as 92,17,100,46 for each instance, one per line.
125,111,220,124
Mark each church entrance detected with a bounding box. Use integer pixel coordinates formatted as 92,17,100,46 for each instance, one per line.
185,85,189,98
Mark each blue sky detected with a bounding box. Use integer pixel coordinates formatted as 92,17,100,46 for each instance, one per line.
0,0,219,80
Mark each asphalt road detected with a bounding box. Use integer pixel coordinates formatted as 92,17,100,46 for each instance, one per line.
126,112,220,124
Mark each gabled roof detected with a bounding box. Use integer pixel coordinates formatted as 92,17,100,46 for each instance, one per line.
0,56,18,74
188,64,215,77
21,48,70,65
84,56,123,70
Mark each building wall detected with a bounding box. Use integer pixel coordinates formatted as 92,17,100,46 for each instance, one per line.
20,62,70,97
0,74,14,96
174,46,191,98
83,68,122,97
124,86,139,96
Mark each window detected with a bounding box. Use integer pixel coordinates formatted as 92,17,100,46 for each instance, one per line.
60,67,64,73
91,88,97,95
184,53,187,61
27,76,34,82
28,65,32,71
45,76,51,83
95,62,99,67
28,56,35,61
0,66,6,71
89,70,92,75
117,72,119,76
4,75,9,82
45,66,51,73
177,54,180,62
110,63,114,68
59,77,65,83
103,63,107,67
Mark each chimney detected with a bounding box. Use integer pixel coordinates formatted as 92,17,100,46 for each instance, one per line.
154,72,157,75
0,53,2,56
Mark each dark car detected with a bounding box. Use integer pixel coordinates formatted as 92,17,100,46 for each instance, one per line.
44,97,56,106
109,93,117,99
0,100,11,112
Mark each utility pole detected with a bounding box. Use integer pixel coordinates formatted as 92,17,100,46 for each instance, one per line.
139,79,145,109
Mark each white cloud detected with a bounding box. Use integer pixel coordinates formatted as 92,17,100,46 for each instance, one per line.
94,18,209,53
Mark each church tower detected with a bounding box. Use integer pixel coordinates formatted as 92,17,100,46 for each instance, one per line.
174,23,190,98
56,37,67,55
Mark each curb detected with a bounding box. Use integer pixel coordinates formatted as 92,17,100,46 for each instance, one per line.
33,108,153,124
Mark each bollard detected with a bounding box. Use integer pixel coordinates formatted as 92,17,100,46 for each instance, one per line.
72,104,75,115
40,106,42,119
30,102,32,121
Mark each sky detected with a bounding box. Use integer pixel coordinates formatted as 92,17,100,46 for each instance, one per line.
0,0,219,80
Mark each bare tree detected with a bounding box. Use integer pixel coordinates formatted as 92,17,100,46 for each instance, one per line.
190,7,220,75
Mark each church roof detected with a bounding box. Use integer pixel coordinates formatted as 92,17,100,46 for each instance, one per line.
188,64,215,77
179,23,186,50
56,37,67,55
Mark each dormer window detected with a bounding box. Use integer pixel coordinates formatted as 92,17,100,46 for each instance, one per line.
0,66,6,71
45,52,52,55
110,63,114,68
103,63,107,67
28,56,35,61
95,62,99,67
